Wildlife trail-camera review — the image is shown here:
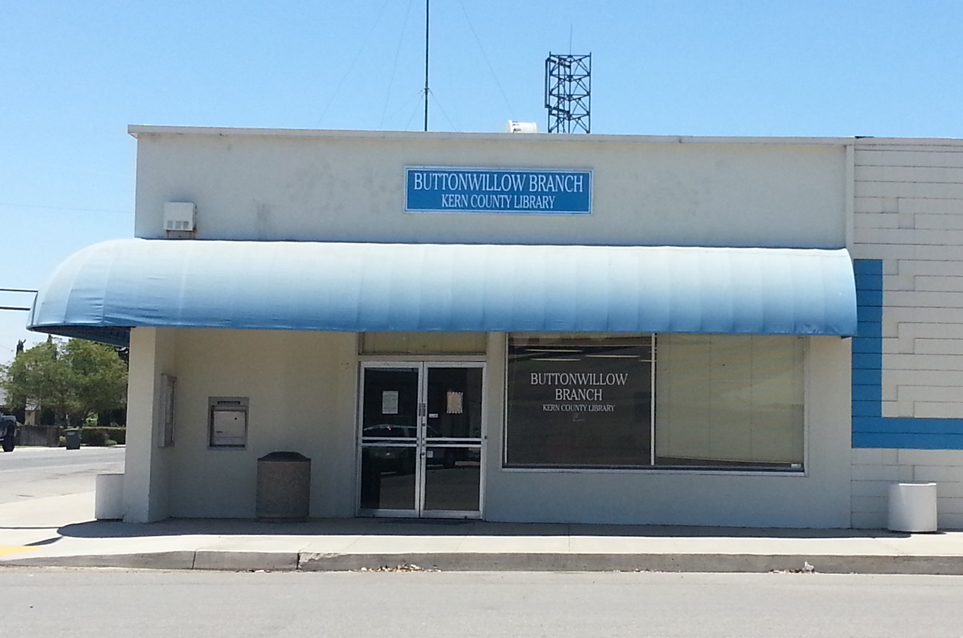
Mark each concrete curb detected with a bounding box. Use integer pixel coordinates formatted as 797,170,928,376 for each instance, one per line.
1,551,197,570
297,552,963,574
4,551,963,574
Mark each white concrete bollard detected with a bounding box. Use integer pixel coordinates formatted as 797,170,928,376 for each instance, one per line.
95,473,125,520
887,482,938,533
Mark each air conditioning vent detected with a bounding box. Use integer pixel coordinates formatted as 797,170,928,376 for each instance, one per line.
165,219,192,231
163,202,196,233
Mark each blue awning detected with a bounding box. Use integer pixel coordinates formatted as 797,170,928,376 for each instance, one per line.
29,239,857,346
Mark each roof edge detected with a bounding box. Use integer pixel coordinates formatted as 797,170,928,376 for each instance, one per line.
127,125,856,147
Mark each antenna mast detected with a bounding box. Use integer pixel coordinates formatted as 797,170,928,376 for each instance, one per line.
545,53,592,134
423,0,429,132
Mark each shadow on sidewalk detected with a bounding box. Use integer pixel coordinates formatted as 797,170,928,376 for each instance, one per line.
55,518,917,540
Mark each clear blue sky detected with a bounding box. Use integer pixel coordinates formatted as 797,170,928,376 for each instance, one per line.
2,0,962,362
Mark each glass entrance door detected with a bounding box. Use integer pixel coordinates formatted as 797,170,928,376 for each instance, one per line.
358,363,484,518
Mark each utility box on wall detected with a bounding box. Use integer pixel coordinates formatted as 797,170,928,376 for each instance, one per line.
163,202,196,233
209,397,248,448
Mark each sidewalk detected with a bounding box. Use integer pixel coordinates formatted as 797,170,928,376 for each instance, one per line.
3,492,963,574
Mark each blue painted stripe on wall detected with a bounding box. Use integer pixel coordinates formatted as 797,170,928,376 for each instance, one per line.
853,432,963,450
854,417,963,435
858,306,883,322
852,339,882,354
854,274,883,290
852,384,882,402
856,290,884,306
852,401,883,418
852,352,883,370
856,294,882,307
852,368,883,386
854,260,884,275
856,322,883,338
851,258,963,449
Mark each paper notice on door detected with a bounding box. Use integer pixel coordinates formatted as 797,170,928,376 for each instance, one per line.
382,390,399,415
446,391,464,414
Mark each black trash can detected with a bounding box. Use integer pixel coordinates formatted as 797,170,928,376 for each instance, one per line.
64,428,81,450
256,451,311,521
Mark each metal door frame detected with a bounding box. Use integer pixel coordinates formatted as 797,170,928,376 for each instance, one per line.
356,361,486,518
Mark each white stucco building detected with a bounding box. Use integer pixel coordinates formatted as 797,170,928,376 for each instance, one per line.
27,127,963,528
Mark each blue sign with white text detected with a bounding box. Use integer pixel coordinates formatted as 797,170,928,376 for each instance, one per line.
406,167,592,214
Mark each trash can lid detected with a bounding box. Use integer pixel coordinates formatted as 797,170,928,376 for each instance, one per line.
258,451,310,462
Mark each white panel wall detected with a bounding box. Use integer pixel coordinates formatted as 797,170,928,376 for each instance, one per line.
124,327,176,523
127,326,853,526
485,334,852,528
122,129,859,527
131,128,847,250
851,138,963,528
162,329,359,518
852,448,963,529
853,140,963,418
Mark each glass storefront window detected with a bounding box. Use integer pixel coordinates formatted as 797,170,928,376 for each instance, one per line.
654,334,804,469
505,334,805,471
506,335,653,468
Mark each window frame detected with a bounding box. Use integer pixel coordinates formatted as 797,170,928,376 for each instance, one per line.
502,333,808,475
502,334,655,470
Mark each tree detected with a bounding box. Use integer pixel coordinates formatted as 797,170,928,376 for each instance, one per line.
0,337,127,426
63,339,128,423
1,338,74,424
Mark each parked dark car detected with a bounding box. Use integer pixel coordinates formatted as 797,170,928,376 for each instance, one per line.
0,414,19,452
362,424,466,471
363,424,417,474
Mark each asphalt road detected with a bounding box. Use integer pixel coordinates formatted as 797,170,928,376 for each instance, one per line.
1,570,962,638
0,446,125,504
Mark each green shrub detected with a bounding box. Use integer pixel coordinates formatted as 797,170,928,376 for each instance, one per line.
80,429,107,446
80,427,126,446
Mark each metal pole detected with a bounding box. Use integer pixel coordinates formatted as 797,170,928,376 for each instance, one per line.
424,0,429,132
0,288,37,312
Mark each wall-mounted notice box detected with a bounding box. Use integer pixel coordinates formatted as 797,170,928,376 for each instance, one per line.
209,397,248,448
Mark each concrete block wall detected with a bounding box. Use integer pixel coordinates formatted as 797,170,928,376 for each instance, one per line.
851,448,963,529
851,138,963,528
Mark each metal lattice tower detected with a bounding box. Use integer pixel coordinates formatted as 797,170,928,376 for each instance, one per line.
545,53,591,134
